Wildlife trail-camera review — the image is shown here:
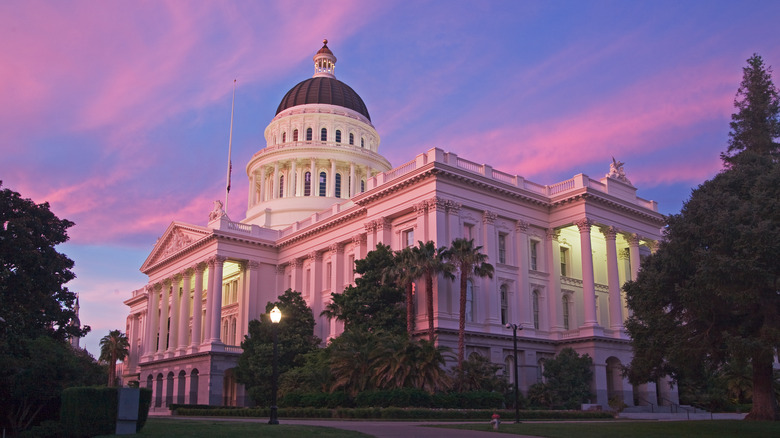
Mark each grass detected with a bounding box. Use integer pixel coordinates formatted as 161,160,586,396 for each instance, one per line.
96,418,372,438
436,420,780,438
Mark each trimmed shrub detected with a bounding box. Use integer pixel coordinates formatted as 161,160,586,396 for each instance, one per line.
355,389,433,408
137,388,152,432
60,387,118,437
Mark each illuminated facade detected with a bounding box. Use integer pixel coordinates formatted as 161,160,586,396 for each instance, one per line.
123,41,673,410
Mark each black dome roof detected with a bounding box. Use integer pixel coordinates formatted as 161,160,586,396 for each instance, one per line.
275,77,371,121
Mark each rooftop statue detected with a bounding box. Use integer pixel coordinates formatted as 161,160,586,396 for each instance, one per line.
606,156,632,185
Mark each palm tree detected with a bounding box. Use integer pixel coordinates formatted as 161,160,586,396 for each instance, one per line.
409,338,453,393
411,241,454,342
99,329,130,387
447,238,494,368
385,247,420,334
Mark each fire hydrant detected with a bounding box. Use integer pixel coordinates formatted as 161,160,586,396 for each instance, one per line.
490,413,501,430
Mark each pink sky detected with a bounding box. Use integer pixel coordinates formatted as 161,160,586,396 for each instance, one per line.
1,0,778,356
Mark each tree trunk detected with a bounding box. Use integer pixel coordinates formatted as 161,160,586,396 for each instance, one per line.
746,351,779,420
406,282,414,334
458,272,468,368
426,273,434,342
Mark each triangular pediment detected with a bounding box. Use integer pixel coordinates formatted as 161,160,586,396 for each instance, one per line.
141,221,211,272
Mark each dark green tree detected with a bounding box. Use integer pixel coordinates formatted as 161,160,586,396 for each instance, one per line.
322,244,406,335
235,289,320,405
539,348,594,409
384,246,420,334
446,238,494,368
625,54,780,421
99,329,129,387
410,241,454,341
451,354,507,393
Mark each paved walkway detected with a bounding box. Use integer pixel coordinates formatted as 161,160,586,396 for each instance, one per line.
170,416,541,437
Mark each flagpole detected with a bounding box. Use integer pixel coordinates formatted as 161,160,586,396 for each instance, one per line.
225,79,236,215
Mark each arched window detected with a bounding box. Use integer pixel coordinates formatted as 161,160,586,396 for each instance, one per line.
466,280,474,322
279,175,284,198
304,171,311,196
533,290,540,329
360,179,365,192
189,370,199,404
361,137,365,147
319,171,327,197
306,127,313,141
500,284,508,325
335,173,342,198
563,295,571,330
335,130,342,143
282,132,286,143
293,129,298,142
349,133,354,145
230,318,237,345
321,128,327,141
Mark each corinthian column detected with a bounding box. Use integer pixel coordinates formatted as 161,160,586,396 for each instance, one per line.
576,219,598,327
600,226,623,330
207,256,227,344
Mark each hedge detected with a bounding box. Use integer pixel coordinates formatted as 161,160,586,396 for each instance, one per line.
57,387,152,437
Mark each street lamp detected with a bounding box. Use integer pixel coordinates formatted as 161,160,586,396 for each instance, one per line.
268,305,282,425
506,323,523,423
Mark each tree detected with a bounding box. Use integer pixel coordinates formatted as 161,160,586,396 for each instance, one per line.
446,238,494,368
99,329,129,387
538,348,593,409
235,289,321,405
625,54,780,421
322,244,406,335
0,182,88,345
451,354,506,393
385,246,420,334
722,54,780,165
410,241,454,341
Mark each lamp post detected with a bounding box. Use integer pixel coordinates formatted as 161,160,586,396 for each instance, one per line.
268,305,281,425
506,323,523,423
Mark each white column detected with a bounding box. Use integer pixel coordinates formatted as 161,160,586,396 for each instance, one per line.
515,221,533,329
248,171,256,207
129,313,140,372
177,269,191,354
545,229,562,331
157,281,170,358
365,221,377,251
600,226,623,330
328,160,336,197
414,201,427,243
310,158,316,196
258,167,266,203
349,163,356,197
208,256,226,344
446,201,462,245
167,275,180,356
290,160,297,197
143,285,158,359
627,233,641,281
576,219,598,327
272,163,279,200
190,264,204,351
482,211,498,323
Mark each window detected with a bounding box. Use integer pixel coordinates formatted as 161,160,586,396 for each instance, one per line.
360,179,365,192
321,128,327,141
326,262,332,289
293,129,298,142
304,171,311,196
403,229,414,248
282,132,286,143
335,173,342,198
466,280,474,322
335,130,342,143
349,133,354,145
562,295,571,330
464,224,474,240
500,284,508,325
505,356,514,384
530,241,538,271
279,175,284,198
319,171,327,197
560,247,569,276
361,137,365,147
306,128,312,141
498,233,507,264
532,290,540,329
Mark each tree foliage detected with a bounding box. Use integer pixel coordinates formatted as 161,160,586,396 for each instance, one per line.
625,54,780,421
99,329,129,387
235,289,321,405
531,348,593,409
410,241,454,341
322,244,406,335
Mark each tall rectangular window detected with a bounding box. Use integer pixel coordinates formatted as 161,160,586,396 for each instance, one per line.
464,224,473,240
532,291,540,329
335,173,342,198
319,172,327,197
466,280,474,322
326,262,332,290
530,241,538,271
498,233,507,264
560,247,569,276
500,284,508,325
403,229,414,248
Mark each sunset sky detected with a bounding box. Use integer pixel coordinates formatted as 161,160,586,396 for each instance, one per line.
1,0,778,356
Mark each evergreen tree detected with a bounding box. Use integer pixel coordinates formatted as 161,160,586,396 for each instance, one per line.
625,54,780,421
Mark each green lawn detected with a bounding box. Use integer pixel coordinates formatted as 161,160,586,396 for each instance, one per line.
97,418,371,438
437,420,780,438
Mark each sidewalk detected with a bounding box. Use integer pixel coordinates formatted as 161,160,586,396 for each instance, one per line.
173,416,541,438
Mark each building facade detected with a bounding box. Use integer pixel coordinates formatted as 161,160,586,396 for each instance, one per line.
123,41,674,410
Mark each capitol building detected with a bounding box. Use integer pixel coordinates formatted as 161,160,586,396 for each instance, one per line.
123,41,674,409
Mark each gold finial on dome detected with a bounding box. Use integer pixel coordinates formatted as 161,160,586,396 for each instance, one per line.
323,39,328,45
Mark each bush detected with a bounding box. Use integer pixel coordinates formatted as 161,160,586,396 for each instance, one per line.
60,387,118,437
355,389,433,408
137,388,152,432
